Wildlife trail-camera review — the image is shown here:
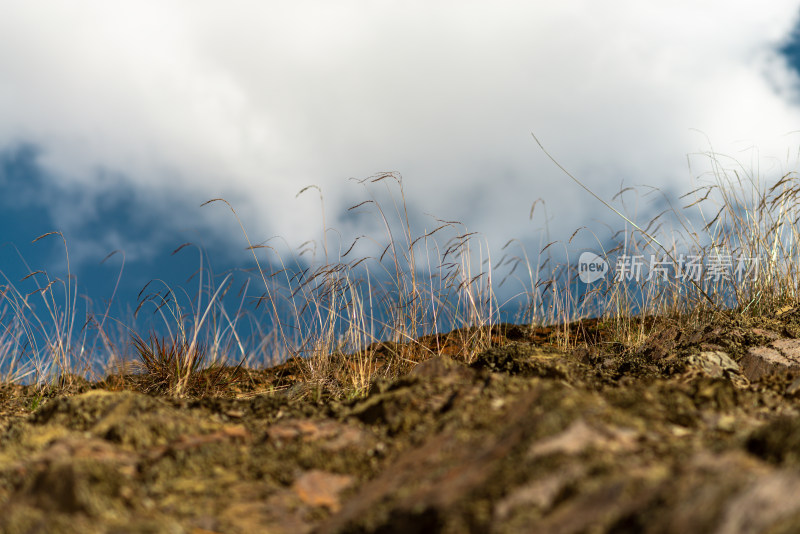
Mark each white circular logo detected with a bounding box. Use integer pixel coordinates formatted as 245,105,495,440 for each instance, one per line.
578,252,608,283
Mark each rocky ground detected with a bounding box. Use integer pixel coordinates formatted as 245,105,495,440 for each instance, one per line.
3,309,800,533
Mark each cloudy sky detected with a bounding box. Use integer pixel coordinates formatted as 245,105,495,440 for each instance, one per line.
3,1,800,313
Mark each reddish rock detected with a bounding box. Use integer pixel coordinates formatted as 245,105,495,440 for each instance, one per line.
741,339,800,381
773,338,800,355
291,470,354,513
751,328,782,341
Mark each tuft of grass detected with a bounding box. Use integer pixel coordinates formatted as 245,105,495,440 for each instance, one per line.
27,392,42,411
130,332,243,396
131,333,205,395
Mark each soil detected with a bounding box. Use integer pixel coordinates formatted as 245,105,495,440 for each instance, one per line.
3,311,800,533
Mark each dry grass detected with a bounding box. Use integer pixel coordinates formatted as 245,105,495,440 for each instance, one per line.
130,333,242,396
203,172,501,396
1,147,799,398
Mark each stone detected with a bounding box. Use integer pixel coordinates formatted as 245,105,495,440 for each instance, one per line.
741,340,800,381
291,470,354,513
686,351,740,379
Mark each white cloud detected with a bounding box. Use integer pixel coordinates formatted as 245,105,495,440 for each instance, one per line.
1,1,800,264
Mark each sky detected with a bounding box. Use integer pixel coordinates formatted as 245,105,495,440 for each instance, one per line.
3,1,800,325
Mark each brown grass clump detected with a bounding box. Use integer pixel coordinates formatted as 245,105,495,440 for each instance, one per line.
130,333,244,396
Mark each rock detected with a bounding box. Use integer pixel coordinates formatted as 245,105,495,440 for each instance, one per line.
751,328,782,341
715,472,800,534
291,470,354,513
741,340,800,381
786,377,800,397
410,355,475,381
686,351,740,379
527,419,639,458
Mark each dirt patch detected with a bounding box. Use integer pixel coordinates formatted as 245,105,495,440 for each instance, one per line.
3,315,800,532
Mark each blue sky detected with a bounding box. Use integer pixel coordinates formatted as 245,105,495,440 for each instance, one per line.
3,2,800,331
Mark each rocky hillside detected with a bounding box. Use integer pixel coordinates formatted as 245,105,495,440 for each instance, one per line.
2,311,800,533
